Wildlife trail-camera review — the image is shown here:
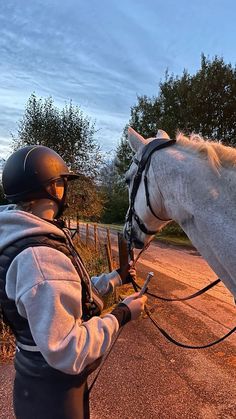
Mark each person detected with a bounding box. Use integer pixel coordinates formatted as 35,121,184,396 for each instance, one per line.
0,145,147,419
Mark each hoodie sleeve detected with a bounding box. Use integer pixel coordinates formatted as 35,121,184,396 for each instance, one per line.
5,246,128,375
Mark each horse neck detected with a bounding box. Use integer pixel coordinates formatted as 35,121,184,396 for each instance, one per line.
151,147,236,299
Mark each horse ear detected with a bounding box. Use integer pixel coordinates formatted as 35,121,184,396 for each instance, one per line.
156,129,170,140
128,127,146,152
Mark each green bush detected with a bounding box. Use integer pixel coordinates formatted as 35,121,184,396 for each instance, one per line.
161,221,187,237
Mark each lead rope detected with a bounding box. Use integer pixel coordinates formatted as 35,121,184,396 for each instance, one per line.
130,243,236,349
89,238,235,393
133,277,222,301
144,308,236,349
130,242,222,301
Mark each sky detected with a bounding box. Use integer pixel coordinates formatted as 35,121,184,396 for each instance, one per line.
0,0,235,159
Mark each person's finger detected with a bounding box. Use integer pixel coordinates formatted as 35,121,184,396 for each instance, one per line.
129,268,136,275
131,292,140,298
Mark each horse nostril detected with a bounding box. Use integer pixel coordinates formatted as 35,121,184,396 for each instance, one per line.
133,239,144,249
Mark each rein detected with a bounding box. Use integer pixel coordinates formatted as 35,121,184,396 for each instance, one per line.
131,242,236,349
130,246,236,349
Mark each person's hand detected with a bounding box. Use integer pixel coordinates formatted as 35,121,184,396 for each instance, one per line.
117,261,136,284
122,292,147,320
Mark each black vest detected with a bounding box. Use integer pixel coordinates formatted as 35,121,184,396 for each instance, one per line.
0,233,102,379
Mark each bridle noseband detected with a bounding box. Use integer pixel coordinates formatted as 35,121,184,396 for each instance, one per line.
126,138,176,239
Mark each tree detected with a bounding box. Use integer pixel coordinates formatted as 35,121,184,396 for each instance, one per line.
129,96,162,138
66,175,104,221
12,94,104,219
12,93,102,177
115,125,134,177
106,55,236,225
100,159,129,224
128,55,236,145
158,69,193,137
188,55,236,144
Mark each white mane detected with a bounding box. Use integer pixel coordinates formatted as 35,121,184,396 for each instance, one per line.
176,133,236,171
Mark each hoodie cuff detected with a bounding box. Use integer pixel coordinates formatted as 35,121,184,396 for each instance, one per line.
110,303,131,327
91,270,122,296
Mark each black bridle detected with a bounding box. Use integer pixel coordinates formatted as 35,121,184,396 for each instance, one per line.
125,138,236,349
126,138,176,239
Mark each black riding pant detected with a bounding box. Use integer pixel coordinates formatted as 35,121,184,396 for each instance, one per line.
13,372,90,419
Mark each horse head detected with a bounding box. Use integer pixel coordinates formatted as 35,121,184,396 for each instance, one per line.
123,127,173,249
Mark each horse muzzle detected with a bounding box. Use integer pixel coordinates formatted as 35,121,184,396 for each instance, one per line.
123,223,144,249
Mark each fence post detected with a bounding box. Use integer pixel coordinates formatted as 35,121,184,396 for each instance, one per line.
106,228,112,254
86,223,89,246
104,244,113,272
76,215,80,235
117,232,134,277
94,224,98,251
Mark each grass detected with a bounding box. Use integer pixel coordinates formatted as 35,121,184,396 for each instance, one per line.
155,233,193,248
81,221,123,232
74,237,110,277
155,221,194,248
0,318,15,363
99,223,123,231
73,218,193,248
89,221,194,248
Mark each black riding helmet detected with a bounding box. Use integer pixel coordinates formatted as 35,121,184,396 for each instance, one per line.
2,145,79,217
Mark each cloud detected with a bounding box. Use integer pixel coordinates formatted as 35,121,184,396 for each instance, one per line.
0,0,235,158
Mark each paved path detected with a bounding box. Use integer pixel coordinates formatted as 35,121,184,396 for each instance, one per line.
1,230,235,419
0,364,14,419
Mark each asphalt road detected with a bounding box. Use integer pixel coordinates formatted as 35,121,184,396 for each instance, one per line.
1,225,235,419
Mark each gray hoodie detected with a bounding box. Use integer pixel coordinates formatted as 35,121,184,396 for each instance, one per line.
0,205,122,375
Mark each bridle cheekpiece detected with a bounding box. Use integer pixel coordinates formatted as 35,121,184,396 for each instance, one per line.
126,138,176,245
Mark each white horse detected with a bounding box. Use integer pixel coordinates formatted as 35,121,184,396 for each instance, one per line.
124,127,236,300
